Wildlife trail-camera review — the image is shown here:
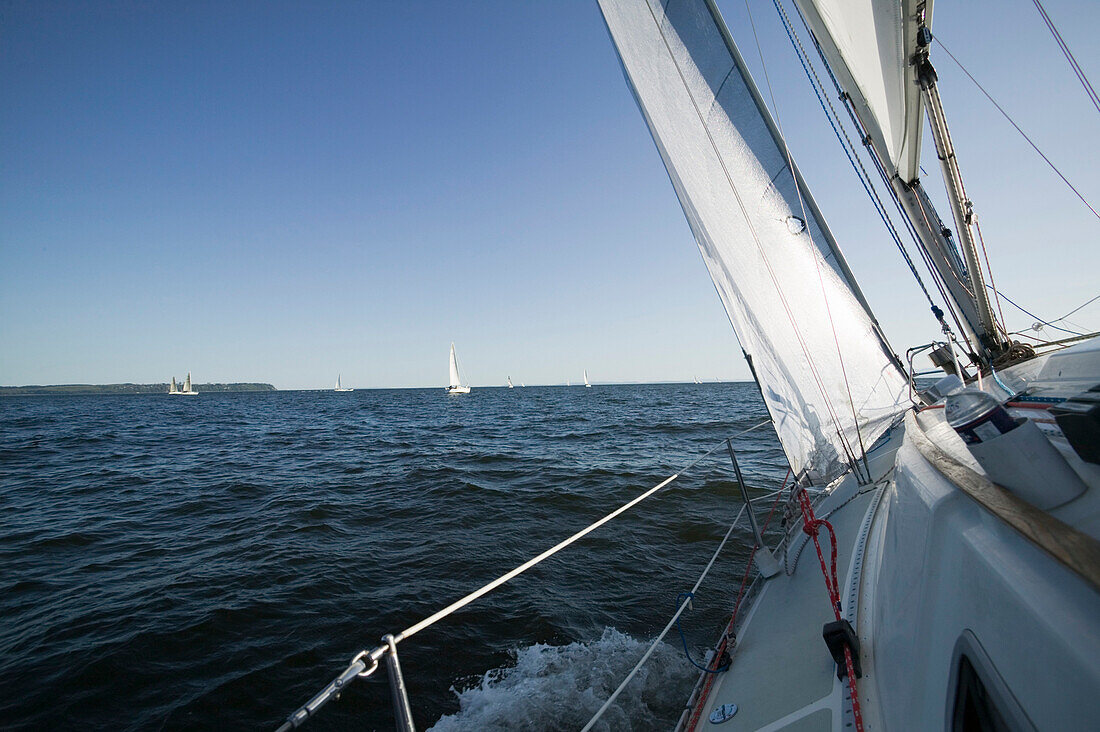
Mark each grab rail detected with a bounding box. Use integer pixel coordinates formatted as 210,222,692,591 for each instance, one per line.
276,419,777,731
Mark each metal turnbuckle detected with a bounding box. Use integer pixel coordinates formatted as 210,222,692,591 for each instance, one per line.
278,647,383,731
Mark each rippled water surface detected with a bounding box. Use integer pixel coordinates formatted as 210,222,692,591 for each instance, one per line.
1,384,788,730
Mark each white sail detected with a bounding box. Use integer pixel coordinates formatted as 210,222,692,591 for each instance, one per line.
448,343,461,388
584,369,591,387
795,0,928,183
169,377,178,394
184,372,192,392
599,0,909,482
507,376,514,388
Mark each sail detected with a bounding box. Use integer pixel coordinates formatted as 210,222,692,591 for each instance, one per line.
170,377,178,393
584,369,591,386
336,375,341,390
599,0,909,483
794,0,928,183
448,344,461,388
184,372,192,392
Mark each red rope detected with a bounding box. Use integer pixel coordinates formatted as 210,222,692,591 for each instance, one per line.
685,470,790,732
797,489,864,732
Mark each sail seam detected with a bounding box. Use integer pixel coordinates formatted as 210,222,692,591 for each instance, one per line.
646,0,863,474
743,0,870,479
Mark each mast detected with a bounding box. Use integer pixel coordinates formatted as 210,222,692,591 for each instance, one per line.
914,43,1007,358
792,0,1008,364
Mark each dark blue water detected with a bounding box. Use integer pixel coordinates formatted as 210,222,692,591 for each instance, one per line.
0,384,788,730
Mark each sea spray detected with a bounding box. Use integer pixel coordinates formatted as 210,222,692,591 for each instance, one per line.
430,628,694,731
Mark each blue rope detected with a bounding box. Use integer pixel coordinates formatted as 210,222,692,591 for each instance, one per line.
674,592,730,674
769,0,937,312
989,284,1087,337
988,365,1016,398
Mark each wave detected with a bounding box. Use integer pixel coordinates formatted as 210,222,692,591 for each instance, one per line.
429,628,694,732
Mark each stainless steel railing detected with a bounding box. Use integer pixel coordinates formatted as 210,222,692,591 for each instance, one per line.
276,420,783,731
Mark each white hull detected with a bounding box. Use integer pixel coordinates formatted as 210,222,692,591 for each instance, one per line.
683,343,1100,731
169,391,198,396
445,385,471,394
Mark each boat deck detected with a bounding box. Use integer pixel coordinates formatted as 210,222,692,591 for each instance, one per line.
685,428,903,731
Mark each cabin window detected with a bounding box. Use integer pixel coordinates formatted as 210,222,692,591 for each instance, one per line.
947,631,1034,732
952,655,1010,732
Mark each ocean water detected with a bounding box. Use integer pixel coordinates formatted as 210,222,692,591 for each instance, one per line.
0,384,789,730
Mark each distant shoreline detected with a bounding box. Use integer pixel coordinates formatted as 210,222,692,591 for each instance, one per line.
0,383,277,396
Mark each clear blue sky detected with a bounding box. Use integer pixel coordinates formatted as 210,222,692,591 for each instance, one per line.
2,0,1097,389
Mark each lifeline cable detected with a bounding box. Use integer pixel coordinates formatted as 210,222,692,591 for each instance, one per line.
583,479,789,732
280,420,774,730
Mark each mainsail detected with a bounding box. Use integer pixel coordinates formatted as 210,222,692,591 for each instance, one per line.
599,0,909,483
448,343,461,388
795,0,928,183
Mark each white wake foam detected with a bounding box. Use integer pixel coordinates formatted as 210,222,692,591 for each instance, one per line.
428,627,696,731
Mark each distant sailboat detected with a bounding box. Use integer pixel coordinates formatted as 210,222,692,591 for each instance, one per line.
334,374,353,392
694,376,701,384
446,343,471,394
170,372,197,396
584,369,592,388
507,376,514,389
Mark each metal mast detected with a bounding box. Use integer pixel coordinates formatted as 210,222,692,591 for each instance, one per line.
913,32,1007,359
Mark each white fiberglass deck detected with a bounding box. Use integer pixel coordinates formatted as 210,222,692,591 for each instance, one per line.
686,429,903,731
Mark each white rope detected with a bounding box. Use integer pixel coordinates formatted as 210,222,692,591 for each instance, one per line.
280,420,776,730
394,420,773,644
581,485,786,732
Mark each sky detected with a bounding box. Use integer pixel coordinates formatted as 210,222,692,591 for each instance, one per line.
2,0,1097,390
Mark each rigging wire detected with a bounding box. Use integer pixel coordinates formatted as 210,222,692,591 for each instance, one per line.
1031,0,1100,116
639,0,865,477
780,0,980,359
933,35,1100,222
1051,293,1100,324
971,215,1010,340
742,0,871,481
988,284,1089,337
769,0,936,312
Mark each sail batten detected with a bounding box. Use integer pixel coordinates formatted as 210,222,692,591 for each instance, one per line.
599,0,909,482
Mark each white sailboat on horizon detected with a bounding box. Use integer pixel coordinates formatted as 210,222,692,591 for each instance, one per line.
279,2,1100,729
583,369,591,388
445,343,471,394
334,374,353,392
506,376,514,389
169,372,197,396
